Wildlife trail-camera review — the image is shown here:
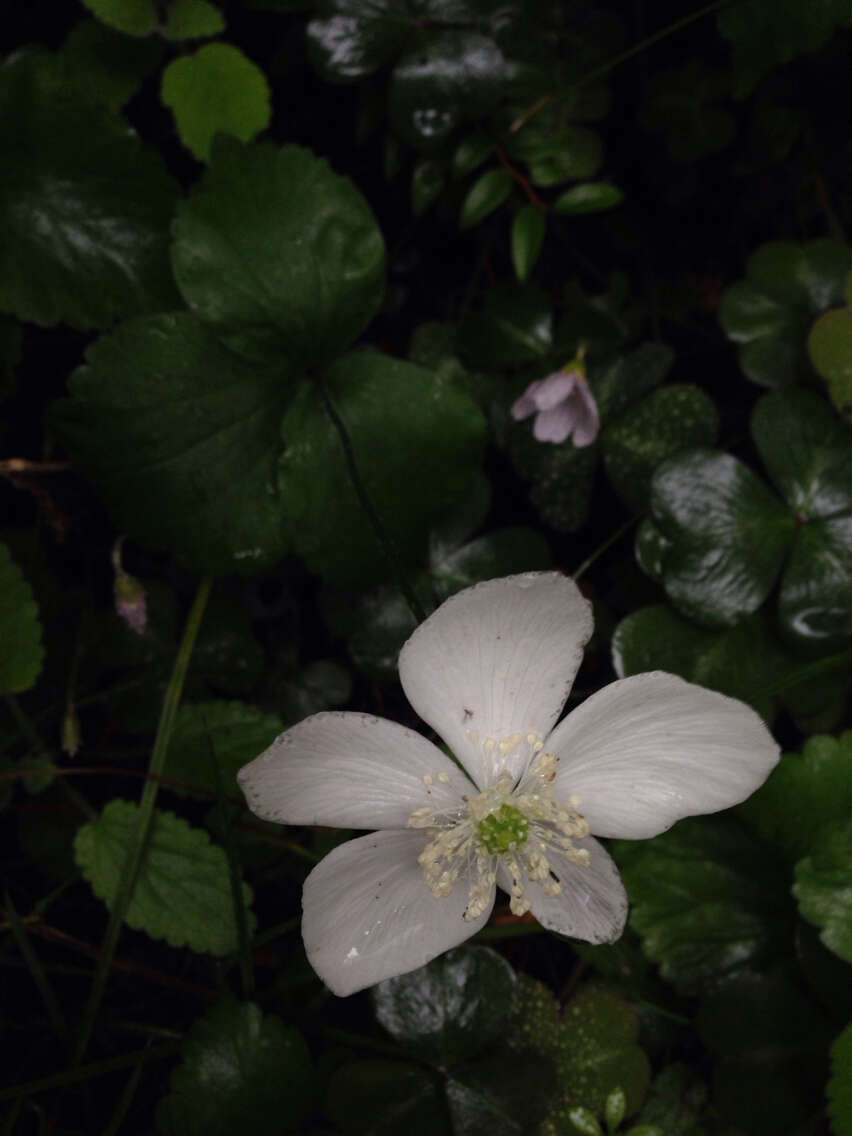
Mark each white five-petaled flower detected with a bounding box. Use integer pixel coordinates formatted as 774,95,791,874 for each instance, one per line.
511,366,600,446
237,573,779,997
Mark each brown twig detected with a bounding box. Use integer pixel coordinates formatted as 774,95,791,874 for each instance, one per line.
494,145,548,210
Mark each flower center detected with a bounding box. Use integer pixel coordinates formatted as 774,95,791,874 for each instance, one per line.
477,803,529,855
407,745,591,922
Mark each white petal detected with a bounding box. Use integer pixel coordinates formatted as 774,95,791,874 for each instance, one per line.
398,573,593,789
548,672,780,839
533,370,578,411
302,829,493,996
511,380,543,421
497,837,627,944
569,382,600,447
237,711,470,829
533,405,576,443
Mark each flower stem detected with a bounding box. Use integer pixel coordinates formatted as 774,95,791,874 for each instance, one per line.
315,374,427,623
571,514,639,581
72,576,213,1066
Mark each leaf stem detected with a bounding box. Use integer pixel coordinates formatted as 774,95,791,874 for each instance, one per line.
315,374,427,623
571,514,639,581
4,891,68,1044
72,576,213,1066
0,1043,179,1104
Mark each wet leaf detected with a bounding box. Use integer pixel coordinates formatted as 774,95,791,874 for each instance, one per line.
794,818,852,963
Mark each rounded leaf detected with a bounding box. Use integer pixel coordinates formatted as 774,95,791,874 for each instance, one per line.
0,543,44,695
808,306,852,417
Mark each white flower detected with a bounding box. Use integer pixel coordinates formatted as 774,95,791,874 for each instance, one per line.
511,366,599,445
238,573,779,997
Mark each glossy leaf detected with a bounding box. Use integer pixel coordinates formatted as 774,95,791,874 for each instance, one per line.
0,51,179,329
430,526,552,601
828,1023,852,1136
591,342,674,423
719,239,852,387
794,819,852,963
390,32,505,151
739,732,852,861
278,350,486,584
75,799,255,955
445,1050,555,1134
602,383,719,512
50,313,293,575
165,701,284,799
809,306,852,417
460,168,513,230
461,281,553,368
307,0,415,82
341,583,422,682
157,998,313,1135
271,659,352,724
373,946,515,1066
697,969,831,1135
511,204,546,282
0,543,44,695
171,139,386,365
778,515,852,649
613,815,794,994
611,605,790,723
647,449,794,627
161,44,271,162
553,183,623,215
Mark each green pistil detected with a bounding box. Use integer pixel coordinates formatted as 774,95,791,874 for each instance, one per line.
477,804,529,855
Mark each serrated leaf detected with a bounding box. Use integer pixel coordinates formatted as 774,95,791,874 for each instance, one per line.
0,51,179,329
613,815,794,994
647,449,795,627
50,312,292,575
511,204,546,282
719,238,852,387
553,183,623,215
161,44,270,162
171,139,386,365
0,543,44,694
278,350,486,585
162,0,225,40
373,947,516,1066
165,701,283,798
390,32,505,152
828,1023,852,1136
809,306,852,417
157,998,312,1135
794,819,852,963
460,168,513,230
602,383,719,512
75,799,254,955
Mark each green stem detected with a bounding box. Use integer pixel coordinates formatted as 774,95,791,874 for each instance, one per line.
0,1044,179,1104
759,647,852,698
4,891,68,1043
100,1060,144,1136
572,515,639,581
72,577,213,1066
315,374,427,624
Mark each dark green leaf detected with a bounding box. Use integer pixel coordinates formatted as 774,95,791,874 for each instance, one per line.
613,815,794,994
0,51,179,329
778,515,852,649
165,701,283,799
526,127,603,186
271,659,352,724
718,0,852,97
161,44,271,162
446,1049,555,1135
431,526,552,601
633,519,669,581
638,61,735,162
372,946,516,1066
58,19,164,111
553,183,624,215
326,1060,447,1136
459,168,513,230
647,449,795,627
75,799,255,955
278,350,486,584
390,32,505,151
751,388,852,519
161,0,225,40
307,0,415,82
809,306,852,417
794,819,852,963
511,204,546,282
171,139,386,365
461,281,553,368
342,583,423,682
508,426,599,533
828,1023,852,1136
591,343,674,424
50,313,292,575
452,131,494,179
428,471,491,560
633,1064,708,1136
81,0,158,36
0,543,44,695
611,605,791,723
697,969,831,1135
602,384,719,512
157,998,313,1135
411,159,447,216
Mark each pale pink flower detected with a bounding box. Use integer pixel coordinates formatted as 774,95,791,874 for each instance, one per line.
238,574,778,996
512,367,600,445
